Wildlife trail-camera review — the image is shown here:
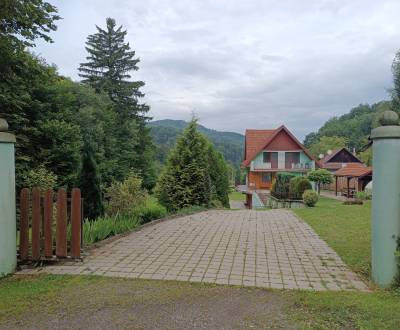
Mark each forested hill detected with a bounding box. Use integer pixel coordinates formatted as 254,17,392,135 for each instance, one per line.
149,119,244,167
304,101,392,151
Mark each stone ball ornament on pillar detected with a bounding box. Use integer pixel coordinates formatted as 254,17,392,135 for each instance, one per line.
0,118,17,277
371,110,400,287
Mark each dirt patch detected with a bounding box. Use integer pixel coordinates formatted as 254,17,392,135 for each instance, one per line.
1,275,294,329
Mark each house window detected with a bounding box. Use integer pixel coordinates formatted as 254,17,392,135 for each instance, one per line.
263,152,278,168
262,173,272,183
285,152,300,169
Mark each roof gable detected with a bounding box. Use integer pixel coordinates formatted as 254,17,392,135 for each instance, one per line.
266,129,303,150
321,148,362,164
242,125,317,167
244,129,275,163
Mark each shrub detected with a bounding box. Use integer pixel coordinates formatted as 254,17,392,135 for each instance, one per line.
135,198,168,224
303,189,318,207
272,173,296,199
289,176,312,199
105,172,147,216
356,191,371,200
23,165,57,191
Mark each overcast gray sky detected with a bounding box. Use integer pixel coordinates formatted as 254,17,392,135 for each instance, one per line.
34,0,399,139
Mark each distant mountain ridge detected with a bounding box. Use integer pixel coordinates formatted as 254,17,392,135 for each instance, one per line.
149,119,244,167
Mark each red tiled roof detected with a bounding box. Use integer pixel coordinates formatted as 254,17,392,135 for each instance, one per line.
242,126,319,167
334,163,372,178
243,129,275,164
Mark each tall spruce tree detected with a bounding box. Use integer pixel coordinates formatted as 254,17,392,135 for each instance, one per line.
78,142,104,220
156,119,212,211
78,18,156,189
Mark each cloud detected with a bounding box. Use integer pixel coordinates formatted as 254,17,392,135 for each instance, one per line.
33,0,400,140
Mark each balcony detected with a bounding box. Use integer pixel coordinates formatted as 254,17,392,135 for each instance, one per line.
251,161,314,171
289,162,313,170
251,162,272,170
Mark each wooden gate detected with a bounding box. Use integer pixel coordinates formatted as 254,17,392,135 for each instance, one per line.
18,188,82,261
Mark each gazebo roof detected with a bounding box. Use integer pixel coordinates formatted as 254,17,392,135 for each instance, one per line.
334,163,372,178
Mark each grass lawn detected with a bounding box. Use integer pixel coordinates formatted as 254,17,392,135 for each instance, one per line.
289,196,400,329
229,190,245,201
294,196,371,278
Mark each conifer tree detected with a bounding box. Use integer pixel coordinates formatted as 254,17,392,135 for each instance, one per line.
207,145,230,208
78,142,104,220
78,18,144,115
156,119,212,211
78,18,156,189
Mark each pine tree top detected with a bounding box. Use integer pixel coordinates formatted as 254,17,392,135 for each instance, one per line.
78,17,149,120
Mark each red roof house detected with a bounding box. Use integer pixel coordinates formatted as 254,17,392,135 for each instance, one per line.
242,125,318,190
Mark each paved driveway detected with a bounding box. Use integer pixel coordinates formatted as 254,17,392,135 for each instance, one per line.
23,210,367,291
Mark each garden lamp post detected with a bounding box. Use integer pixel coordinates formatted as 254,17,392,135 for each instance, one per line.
0,118,16,276
371,110,400,287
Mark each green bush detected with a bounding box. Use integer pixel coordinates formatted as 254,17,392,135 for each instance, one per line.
135,199,168,224
302,189,319,207
271,173,296,199
356,191,372,200
289,176,312,199
22,165,57,191
105,172,147,216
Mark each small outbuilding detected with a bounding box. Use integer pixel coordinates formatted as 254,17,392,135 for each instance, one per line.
333,163,372,198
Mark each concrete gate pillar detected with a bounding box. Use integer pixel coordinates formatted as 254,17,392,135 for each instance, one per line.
371,111,400,287
0,118,16,276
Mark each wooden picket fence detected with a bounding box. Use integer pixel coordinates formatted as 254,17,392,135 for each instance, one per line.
18,187,82,261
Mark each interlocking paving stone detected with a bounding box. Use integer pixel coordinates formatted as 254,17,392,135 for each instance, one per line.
20,209,368,291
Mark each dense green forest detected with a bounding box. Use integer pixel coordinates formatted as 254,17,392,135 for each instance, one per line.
1,7,156,199
149,119,244,168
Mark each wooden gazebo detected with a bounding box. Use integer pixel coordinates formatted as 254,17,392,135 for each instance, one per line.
334,163,372,198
